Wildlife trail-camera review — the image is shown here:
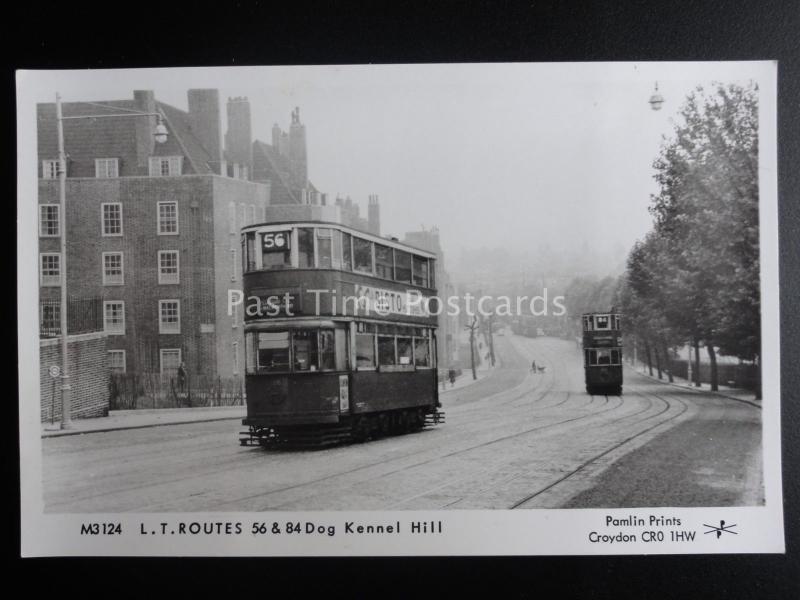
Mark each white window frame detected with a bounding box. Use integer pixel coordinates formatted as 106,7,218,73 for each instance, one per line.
107,349,127,373
148,156,183,176
42,159,60,179
158,299,181,334
94,158,119,178
158,250,180,285
39,253,61,287
102,251,124,286
103,301,126,335
228,202,236,234
101,202,123,237
159,348,182,374
39,204,60,237
157,201,179,235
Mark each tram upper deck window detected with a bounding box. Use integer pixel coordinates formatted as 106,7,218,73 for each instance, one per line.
330,229,344,269
317,228,333,269
375,244,393,279
394,250,412,284
353,236,373,274
298,228,314,269
342,232,353,271
412,255,429,287
256,331,290,372
260,231,291,270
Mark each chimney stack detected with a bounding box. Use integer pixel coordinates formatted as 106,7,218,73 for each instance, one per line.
133,90,157,171
188,89,224,175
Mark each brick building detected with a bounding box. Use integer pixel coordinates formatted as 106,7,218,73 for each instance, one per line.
37,89,270,380
403,227,460,369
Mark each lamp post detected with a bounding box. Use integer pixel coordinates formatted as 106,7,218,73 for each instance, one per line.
55,93,167,429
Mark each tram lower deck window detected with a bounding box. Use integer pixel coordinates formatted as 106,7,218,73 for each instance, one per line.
397,336,413,365
356,333,376,368
378,335,396,366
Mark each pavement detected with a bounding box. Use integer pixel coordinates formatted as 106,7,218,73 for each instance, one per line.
41,362,494,438
628,364,761,409
41,405,246,438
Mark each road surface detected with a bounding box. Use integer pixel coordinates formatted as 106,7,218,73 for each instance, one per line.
42,334,763,512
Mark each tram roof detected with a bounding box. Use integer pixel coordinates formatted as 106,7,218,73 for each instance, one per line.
241,220,438,259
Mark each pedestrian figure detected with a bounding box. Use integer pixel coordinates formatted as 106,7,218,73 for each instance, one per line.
448,368,457,387
177,361,187,392
531,359,537,373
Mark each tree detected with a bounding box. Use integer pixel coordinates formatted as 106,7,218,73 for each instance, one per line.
626,82,760,396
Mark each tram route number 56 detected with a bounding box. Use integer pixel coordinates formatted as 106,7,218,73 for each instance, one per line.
262,231,291,252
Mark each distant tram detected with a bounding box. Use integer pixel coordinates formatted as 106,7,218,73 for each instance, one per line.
239,220,443,447
582,312,623,395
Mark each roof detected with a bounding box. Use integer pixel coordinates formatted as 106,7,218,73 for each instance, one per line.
37,97,216,176
252,140,299,203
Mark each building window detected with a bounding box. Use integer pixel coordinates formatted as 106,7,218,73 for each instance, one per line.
159,300,181,334
42,159,60,179
158,250,180,284
231,302,239,329
232,341,239,375
40,302,60,334
103,301,125,335
40,253,61,286
108,350,126,373
102,252,124,285
160,348,182,375
39,204,60,237
157,201,179,235
249,205,256,224
95,158,119,178
239,204,247,228
230,248,237,281
228,202,236,234
149,156,183,176
101,203,123,236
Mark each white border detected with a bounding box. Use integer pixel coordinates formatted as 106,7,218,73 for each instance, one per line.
17,62,783,557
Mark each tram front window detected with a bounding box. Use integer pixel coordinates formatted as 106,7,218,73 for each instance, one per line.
595,315,610,330
318,329,336,370
414,336,430,367
317,228,333,269
298,228,314,268
397,336,413,365
353,237,373,274
293,330,319,371
256,331,290,372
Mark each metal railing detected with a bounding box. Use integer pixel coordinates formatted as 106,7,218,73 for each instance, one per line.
39,297,104,338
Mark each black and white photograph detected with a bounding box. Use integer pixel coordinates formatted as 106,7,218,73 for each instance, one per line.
17,62,783,556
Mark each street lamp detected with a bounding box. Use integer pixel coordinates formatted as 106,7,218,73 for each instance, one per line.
54,93,167,429
649,82,665,111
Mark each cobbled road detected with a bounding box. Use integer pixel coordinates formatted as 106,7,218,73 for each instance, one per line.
42,335,763,512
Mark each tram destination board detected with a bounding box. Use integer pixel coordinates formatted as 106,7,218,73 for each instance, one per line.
16,62,784,558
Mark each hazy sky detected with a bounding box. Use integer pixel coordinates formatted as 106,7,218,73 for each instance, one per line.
22,63,769,267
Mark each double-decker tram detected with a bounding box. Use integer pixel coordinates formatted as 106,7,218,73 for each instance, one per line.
582,312,623,395
238,220,443,447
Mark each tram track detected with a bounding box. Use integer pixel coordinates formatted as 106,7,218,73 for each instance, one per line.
508,389,689,509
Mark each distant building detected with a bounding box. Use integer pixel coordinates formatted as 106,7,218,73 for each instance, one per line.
37,89,270,382
403,227,459,369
